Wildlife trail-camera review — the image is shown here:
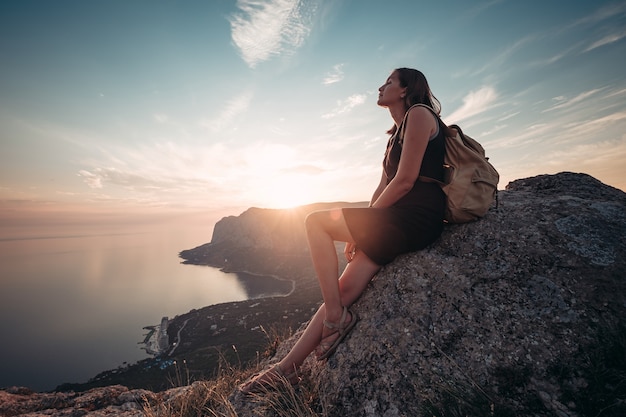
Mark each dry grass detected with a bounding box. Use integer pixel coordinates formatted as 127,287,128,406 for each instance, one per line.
142,325,324,417
142,362,323,417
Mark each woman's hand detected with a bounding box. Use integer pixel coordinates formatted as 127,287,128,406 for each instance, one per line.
344,242,357,262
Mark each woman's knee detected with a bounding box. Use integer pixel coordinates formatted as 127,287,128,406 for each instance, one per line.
304,210,322,232
305,208,344,233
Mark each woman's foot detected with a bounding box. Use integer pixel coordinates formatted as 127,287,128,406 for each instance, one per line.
239,364,300,394
315,307,358,360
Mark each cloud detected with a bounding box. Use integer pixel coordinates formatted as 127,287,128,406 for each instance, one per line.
605,87,626,99
323,63,345,85
201,91,253,132
531,43,581,67
78,170,103,189
229,0,318,68
469,35,536,77
322,93,368,119
567,2,626,30
584,30,626,52
562,110,626,137
445,86,498,123
520,3,626,68
78,167,179,192
497,111,520,122
74,138,327,210
542,88,604,113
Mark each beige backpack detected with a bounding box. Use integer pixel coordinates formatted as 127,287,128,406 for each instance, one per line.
402,104,500,223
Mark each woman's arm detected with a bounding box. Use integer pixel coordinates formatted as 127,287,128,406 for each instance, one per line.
370,106,437,208
369,171,387,206
345,170,388,261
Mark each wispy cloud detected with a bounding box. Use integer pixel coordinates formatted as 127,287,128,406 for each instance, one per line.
323,63,345,85
229,0,318,68
201,91,253,132
445,86,498,123
563,110,626,136
537,3,626,64
78,170,103,189
77,166,213,194
531,43,581,67
567,2,626,30
497,111,520,122
453,0,503,24
76,141,239,208
542,88,604,113
322,93,368,119
584,30,626,52
605,87,626,99
74,137,332,210
466,35,536,78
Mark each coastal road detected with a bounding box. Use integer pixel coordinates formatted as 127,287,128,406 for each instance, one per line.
168,318,190,356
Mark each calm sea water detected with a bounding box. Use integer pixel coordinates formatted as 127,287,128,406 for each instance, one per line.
0,221,290,392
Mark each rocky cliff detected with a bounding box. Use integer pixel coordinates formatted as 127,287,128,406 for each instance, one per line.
180,201,366,280
231,172,626,416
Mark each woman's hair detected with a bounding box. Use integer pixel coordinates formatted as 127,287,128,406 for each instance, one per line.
387,68,443,136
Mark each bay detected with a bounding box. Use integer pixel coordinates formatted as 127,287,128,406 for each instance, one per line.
0,219,291,392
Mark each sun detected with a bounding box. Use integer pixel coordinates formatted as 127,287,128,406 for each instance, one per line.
242,143,324,209
263,175,318,209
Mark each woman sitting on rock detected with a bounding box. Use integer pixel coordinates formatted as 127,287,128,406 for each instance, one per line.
241,67,448,392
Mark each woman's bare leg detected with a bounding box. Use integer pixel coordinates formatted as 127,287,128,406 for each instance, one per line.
303,209,356,323
277,240,381,373
241,208,380,389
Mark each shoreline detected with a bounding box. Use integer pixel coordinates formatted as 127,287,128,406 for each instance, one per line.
230,269,296,297
138,268,296,357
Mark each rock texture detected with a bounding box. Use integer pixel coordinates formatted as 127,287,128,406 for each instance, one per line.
0,385,152,417
232,172,626,416
0,382,239,417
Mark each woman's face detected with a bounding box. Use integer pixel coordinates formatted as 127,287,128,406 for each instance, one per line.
377,71,406,108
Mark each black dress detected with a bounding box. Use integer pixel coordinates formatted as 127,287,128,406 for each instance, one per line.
342,112,446,265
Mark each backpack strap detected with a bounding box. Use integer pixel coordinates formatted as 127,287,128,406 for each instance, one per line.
398,104,452,186
398,104,440,142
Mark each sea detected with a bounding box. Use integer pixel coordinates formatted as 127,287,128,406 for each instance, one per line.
0,217,291,392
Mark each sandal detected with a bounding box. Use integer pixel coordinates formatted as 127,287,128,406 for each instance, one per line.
239,364,300,394
316,306,358,360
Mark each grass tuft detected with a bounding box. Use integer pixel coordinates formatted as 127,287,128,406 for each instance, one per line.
142,324,323,417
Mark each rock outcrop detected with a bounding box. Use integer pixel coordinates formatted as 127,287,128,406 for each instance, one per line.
231,172,626,416
0,382,233,417
0,385,152,417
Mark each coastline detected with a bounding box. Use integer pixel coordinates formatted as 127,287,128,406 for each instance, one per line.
54,207,327,392
138,269,295,358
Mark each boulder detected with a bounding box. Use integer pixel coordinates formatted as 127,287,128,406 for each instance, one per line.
233,172,626,416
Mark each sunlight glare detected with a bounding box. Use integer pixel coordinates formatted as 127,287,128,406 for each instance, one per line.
243,143,320,209
264,174,317,209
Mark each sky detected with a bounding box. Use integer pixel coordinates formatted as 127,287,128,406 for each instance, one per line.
1,0,626,234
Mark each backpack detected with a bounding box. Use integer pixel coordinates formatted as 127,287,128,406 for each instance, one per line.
400,104,500,223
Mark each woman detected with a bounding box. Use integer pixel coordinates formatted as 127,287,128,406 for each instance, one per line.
241,68,447,392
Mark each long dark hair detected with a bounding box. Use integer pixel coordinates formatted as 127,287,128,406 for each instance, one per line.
387,68,443,136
